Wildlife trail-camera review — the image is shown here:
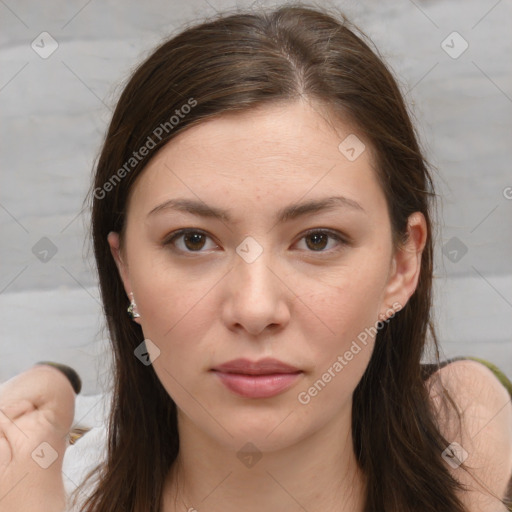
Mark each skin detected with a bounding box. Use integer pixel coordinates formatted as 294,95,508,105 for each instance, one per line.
0,365,76,512
429,360,512,511
108,99,426,512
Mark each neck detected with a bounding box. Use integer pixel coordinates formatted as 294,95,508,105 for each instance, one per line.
162,403,366,512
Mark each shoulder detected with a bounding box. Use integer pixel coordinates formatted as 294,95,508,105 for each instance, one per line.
426,359,512,510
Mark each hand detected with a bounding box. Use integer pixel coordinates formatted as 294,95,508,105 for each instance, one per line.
0,364,79,512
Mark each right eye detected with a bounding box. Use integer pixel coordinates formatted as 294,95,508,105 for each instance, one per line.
163,229,219,254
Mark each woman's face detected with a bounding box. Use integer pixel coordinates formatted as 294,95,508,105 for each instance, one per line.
109,99,424,452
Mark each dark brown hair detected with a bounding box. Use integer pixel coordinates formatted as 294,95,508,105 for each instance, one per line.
76,3,501,511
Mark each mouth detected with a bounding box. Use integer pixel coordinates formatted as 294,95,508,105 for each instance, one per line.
212,369,302,376
211,357,301,375
210,358,303,398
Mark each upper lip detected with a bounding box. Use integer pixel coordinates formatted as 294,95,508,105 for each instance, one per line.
211,358,301,375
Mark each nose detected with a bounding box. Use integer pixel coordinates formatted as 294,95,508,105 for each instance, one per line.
221,244,291,337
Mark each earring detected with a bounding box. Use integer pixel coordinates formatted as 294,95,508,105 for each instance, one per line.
127,292,141,319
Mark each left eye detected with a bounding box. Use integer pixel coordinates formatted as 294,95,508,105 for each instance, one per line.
296,229,347,252
163,229,347,254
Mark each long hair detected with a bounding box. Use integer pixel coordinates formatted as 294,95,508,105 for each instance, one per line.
77,3,483,510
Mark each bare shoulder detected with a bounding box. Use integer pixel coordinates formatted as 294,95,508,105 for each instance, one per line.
426,359,512,511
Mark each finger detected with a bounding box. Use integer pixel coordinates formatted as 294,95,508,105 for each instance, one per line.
0,366,77,433
0,433,11,468
0,399,34,422
34,362,82,395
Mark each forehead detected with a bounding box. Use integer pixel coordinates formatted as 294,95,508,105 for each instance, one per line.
128,99,384,218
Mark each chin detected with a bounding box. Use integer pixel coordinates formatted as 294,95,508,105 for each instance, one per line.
205,413,307,454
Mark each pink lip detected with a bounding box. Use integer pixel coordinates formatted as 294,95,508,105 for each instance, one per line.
212,372,302,398
211,357,301,375
210,358,303,398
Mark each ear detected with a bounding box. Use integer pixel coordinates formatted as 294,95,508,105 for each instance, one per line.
380,212,427,318
107,231,140,323
107,231,130,290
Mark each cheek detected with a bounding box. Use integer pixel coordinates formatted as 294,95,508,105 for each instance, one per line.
134,275,217,406
129,257,222,381
307,253,389,328
127,240,217,329
135,275,218,348
299,258,389,375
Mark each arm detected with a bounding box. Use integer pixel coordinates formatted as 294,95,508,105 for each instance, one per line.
428,359,512,511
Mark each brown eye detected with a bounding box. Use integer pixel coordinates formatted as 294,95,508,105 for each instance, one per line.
297,229,348,253
305,232,329,251
182,232,206,251
164,229,217,253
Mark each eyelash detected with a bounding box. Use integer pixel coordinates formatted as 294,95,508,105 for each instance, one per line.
162,228,350,255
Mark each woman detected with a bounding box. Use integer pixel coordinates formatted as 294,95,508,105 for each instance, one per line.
1,3,511,511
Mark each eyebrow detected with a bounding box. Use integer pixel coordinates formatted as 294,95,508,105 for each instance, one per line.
147,195,366,223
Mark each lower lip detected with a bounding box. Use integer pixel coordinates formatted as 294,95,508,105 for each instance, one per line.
212,371,302,398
